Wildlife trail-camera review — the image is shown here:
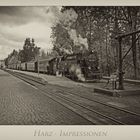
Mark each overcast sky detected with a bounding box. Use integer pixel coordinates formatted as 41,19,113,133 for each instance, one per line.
0,6,61,60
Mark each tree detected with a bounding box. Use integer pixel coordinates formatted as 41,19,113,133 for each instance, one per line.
114,7,140,79
51,23,74,55
40,50,47,59
18,38,40,62
51,6,140,78
4,49,19,66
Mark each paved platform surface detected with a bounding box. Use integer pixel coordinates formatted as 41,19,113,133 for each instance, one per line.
0,69,92,125
10,69,140,91
10,69,89,88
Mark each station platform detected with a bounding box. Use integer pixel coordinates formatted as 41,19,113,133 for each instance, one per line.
7,69,89,88
103,76,140,85
4,68,140,115
7,69,140,96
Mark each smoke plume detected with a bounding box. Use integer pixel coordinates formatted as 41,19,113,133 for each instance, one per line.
58,8,89,52
68,29,88,50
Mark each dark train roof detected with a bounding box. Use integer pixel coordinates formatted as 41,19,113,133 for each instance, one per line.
38,56,63,62
38,57,54,62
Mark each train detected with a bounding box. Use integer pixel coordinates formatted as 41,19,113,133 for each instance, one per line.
7,51,102,82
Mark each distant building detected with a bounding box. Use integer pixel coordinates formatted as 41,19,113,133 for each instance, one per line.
0,60,5,68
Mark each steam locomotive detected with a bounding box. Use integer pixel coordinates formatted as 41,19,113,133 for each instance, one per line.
58,51,101,81
7,51,101,81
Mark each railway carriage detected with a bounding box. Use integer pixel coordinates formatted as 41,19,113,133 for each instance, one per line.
16,62,21,70
34,58,54,74
7,63,14,69
26,61,35,72
21,62,27,71
10,63,17,69
48,58,58,75
58,55,77,78
47,56,63,75
38,58,51,74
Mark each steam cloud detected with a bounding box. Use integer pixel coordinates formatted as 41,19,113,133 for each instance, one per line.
68,29,88,50
58,8,89,52
69,64,85,82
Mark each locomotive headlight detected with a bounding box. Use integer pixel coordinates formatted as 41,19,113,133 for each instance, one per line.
88,66,91,69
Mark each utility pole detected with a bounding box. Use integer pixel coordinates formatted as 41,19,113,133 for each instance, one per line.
105,24,110,76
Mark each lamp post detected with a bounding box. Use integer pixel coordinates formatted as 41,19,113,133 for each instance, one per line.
37,56,39,77
37,53,41,77
36,48,40,77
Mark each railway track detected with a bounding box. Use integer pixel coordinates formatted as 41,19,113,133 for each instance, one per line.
6,70,140,125
48,84,140,117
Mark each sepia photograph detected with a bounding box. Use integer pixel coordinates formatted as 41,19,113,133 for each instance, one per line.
0,5,140,126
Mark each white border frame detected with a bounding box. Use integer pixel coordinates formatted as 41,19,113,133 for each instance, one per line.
0,0,140,140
